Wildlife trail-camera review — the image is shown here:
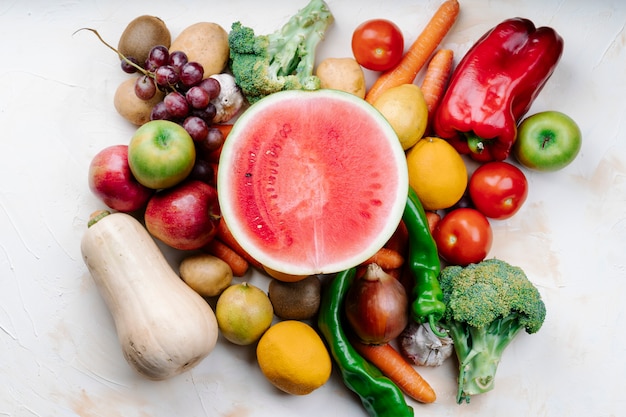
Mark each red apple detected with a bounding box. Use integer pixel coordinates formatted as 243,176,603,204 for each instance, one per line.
88,144,154,212
144,180,221,250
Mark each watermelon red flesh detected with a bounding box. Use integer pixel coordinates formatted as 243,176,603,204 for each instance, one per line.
218,90,408,275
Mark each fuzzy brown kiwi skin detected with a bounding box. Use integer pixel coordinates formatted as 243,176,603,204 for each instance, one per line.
117,15,171,67
268,275,322,320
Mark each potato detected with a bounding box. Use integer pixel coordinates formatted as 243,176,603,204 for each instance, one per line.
169,22,229,77
316,57,366,98
179,253,233,298
113,77,165,126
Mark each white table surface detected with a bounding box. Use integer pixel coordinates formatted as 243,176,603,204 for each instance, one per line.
1,0,625,416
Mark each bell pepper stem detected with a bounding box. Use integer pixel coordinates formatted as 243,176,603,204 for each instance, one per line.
464,131,486,155
428,314,448,337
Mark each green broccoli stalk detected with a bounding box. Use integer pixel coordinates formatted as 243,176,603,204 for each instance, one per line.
228,0,334,104
439,258,547,404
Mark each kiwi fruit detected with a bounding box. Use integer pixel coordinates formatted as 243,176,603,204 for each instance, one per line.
118,15,171,66
268,275,322,320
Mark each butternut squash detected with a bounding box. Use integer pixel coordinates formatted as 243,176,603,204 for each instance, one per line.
80,210,218,380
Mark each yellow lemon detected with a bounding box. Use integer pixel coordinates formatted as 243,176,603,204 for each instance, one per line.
215,282,274,346
406,137,468,211
256,320,332,395
372,84,428,150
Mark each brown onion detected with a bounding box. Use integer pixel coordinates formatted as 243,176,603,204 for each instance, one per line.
345,263,409,344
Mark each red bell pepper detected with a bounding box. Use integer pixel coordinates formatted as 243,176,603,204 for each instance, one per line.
433,18,564,162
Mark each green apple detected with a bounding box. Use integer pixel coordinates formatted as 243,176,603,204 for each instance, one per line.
513,111,582,172
128,120,196,189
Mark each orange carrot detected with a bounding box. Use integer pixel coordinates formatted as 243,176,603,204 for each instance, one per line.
386,267,403,281
365,0,460,104
361,247,405,270
420,48,454,132
352,340,437,404
425,210,442,234
381,221,409,279
214,123,234,137
204,238,249,277
215,220,264,270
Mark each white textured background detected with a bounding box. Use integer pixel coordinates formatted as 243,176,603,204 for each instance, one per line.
1,0,624,416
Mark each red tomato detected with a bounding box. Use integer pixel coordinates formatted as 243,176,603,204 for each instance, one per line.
433,208,493,266
351,19,404,71
468,161,529,220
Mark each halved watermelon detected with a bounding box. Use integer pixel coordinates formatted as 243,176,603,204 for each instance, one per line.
217,89,408,276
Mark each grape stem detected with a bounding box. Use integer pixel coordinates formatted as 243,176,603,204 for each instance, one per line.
73,27,150,77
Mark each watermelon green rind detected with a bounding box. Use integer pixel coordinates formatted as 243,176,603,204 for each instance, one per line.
217,89,408,276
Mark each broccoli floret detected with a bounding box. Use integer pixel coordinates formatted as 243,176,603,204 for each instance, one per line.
439,258,546,404
228,0,334,104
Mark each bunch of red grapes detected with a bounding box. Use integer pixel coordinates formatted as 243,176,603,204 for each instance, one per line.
121,45,227,185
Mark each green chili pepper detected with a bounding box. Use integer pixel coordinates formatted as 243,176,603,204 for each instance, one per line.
403,187,447,336
318,268,414,417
